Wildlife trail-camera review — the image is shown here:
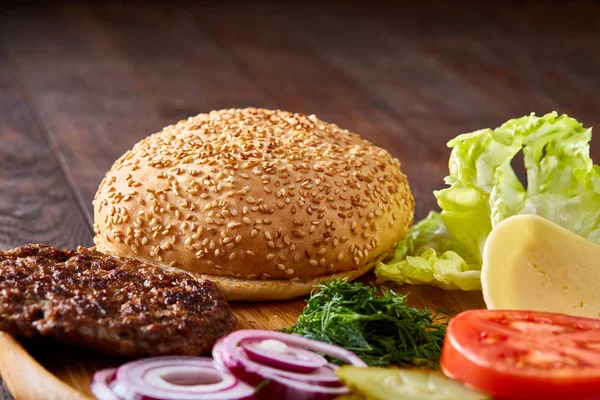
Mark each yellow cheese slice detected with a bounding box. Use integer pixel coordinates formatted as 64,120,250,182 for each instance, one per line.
482,214,600,318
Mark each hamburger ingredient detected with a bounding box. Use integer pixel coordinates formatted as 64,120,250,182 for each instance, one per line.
213,329,366,399
90,358,255,400
483,214,600,317
284,280,447,367
93,108,415,302
336,366,490,400
90,369,121,400
241,339,329,373
442,309,600,400
375,212,481,290
0,244,236,357
91,330,366,400
376,112,600,290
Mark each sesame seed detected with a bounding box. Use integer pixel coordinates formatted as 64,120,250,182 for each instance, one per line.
292,229,306,238
277,264,286,271
309,259,318,266
285,269,294,275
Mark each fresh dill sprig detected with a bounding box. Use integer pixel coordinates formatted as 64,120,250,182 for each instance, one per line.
283,280,447,368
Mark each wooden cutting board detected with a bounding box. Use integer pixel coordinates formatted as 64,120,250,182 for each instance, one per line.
0,276,485,400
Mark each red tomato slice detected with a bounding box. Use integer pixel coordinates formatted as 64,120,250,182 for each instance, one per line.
441,310,600,400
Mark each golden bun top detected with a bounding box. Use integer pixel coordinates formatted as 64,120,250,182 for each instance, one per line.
93,108,414,294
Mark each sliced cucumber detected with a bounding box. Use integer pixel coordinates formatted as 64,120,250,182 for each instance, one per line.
336,367,491,400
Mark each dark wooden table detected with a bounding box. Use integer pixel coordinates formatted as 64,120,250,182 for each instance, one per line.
0,1,599,398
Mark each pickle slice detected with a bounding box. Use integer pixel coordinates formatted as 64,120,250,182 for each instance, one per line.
336,367,490,400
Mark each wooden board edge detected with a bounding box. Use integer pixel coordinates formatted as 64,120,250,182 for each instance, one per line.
0,333,92,400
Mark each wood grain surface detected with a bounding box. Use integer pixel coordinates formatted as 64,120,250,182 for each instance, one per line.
0,1,598,399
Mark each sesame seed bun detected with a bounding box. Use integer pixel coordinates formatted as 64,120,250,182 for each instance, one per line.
93,108,414,301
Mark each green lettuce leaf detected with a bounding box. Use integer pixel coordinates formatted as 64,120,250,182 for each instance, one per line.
376,112,600,290
375,212,482,290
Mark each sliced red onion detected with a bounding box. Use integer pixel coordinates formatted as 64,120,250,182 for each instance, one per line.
260,373,351,399
91,356,255,400
213,330,366,400
90,368,121,400
241,339,328,373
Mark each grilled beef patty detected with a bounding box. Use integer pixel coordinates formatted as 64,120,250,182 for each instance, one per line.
0,244,237,357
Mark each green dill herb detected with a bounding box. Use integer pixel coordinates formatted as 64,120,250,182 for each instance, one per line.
283,280,447,368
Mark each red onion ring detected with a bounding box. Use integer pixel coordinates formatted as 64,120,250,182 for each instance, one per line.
90,368,120,400
213,330,366,400
90,331,366,400
91,356,255,400
241,340,328,373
